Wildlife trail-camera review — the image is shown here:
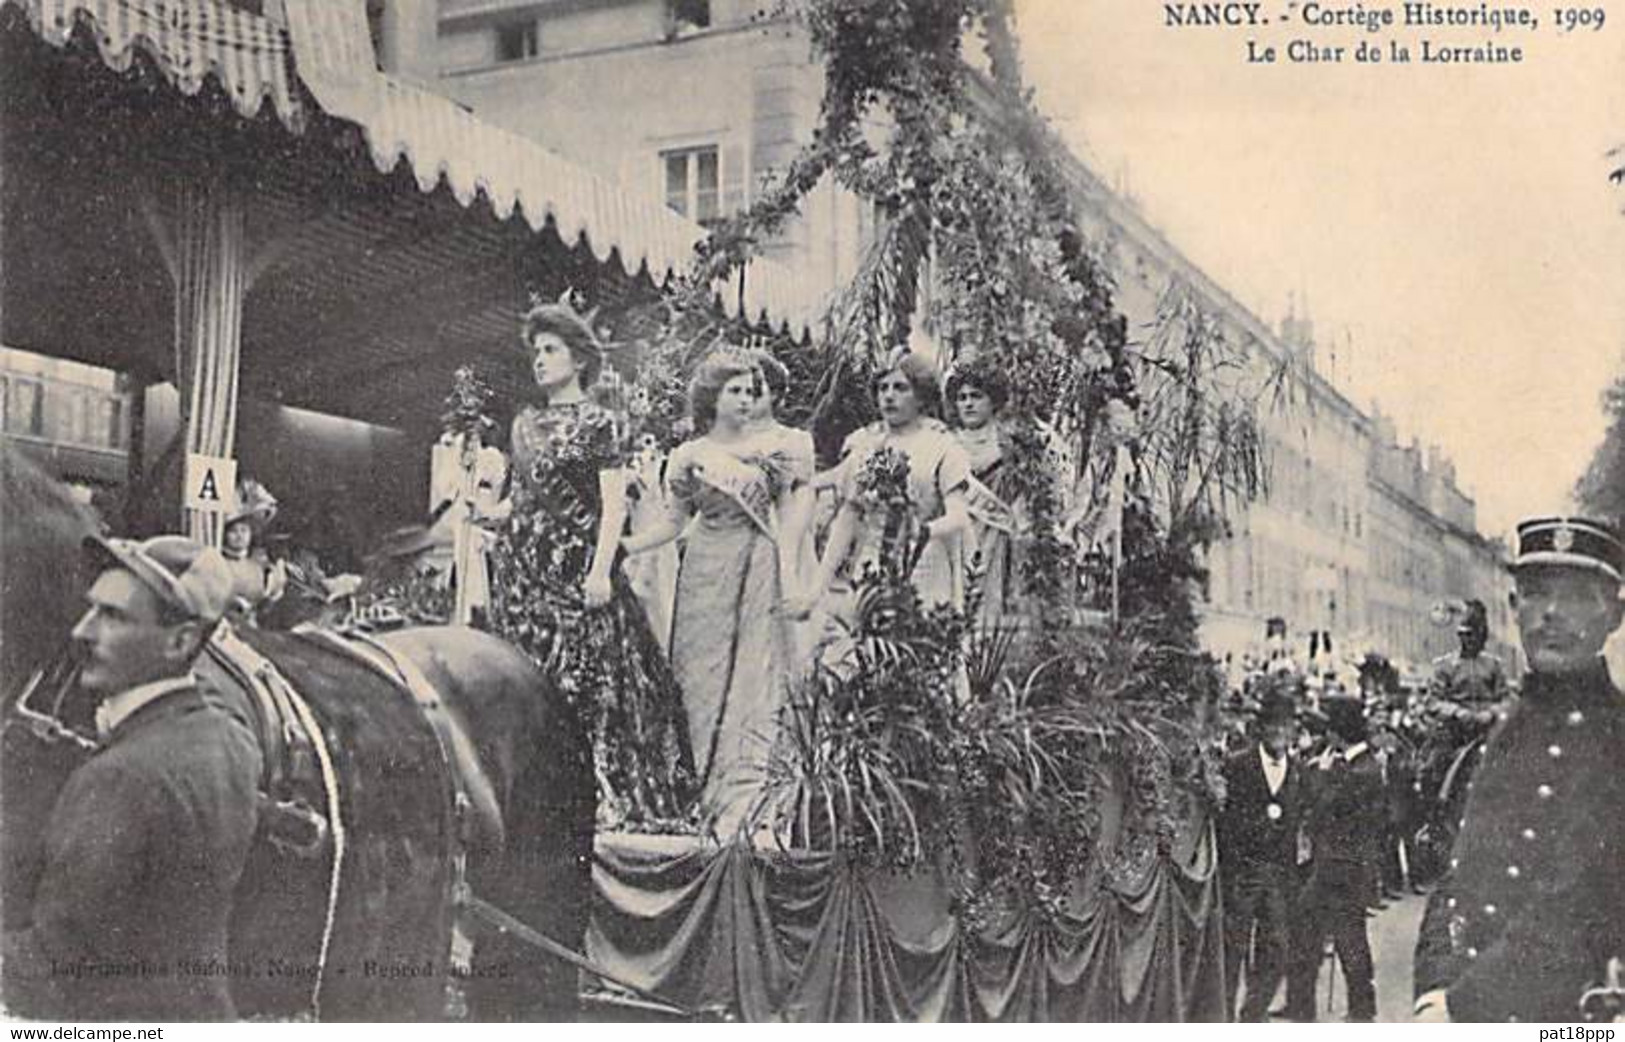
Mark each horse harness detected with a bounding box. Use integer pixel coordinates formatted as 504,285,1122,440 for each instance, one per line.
8,624,692,1018
211,624,695,1018
205,625,329,857
294,625,505,856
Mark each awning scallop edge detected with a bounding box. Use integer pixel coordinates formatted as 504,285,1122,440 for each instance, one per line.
277,0,810,333
6,0,812,333
1,0,304,129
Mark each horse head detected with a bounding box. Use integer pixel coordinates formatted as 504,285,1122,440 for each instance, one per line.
1,442,101,693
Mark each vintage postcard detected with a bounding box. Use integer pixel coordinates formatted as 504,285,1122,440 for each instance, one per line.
1,0,1621,1027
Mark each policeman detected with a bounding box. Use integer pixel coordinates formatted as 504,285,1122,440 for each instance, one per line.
1413,516,1625,1022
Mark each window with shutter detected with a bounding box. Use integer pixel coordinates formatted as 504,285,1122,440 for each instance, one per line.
104,397,126,449
665,0,711,34
721,142,746,216
661,146,723,226
495,19,539,63
9,379,42,436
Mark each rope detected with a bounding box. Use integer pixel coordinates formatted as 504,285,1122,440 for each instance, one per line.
284,683,345,1021
460,894,696,1019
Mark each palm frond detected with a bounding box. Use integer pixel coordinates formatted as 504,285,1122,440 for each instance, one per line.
826,199,933,365
964,620,1019,700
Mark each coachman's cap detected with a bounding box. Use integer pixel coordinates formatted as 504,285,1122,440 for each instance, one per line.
1512,516,1624,582
84,535,235,623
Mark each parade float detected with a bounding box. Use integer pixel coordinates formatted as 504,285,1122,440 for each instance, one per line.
411,0,1274,1020
1,0,1272,1022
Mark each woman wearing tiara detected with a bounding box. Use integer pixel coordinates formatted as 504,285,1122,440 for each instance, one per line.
799,349,972,622
946,358,1020,627
488,297,695,828
624,351,804,837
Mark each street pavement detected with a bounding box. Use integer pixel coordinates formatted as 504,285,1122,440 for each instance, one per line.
1295,891,1428,1023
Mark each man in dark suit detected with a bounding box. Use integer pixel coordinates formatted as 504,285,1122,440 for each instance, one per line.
4,535,262,1020
1219,680,1303,1021
1286,690,1385,1022
1370,714,1418,899
1414,517,1625,1023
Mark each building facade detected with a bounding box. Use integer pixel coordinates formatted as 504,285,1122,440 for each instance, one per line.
0,346,132,500
430,0,878,305
1024,139,1517,678
392,0,1515,679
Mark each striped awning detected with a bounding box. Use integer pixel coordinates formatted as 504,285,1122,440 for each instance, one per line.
1,0,303,127
4,0,812,332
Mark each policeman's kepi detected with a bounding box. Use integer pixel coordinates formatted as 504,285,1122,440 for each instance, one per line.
1512,519,1625,675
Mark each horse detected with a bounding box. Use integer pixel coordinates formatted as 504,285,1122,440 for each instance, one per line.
0,444,596,1021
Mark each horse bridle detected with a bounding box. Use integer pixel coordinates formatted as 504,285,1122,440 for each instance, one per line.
6,647,98,752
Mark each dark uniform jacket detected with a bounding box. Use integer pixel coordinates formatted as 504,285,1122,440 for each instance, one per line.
1414,660,1625,1022
1301,745,1385,900
1220,745,1302,871
7,681,262,1020
1429,652,1509,708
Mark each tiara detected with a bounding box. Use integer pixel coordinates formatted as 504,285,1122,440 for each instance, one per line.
525,287,602,330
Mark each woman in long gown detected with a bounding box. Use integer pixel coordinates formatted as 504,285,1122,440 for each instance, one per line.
624,352,804,837
801,350,972,622
747,349,817,665
946,360,1020,628
488,300,695,828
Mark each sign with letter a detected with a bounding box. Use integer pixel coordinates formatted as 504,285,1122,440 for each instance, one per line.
185,453,238,514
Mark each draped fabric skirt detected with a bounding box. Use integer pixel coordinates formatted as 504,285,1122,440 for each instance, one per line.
671,518,787,836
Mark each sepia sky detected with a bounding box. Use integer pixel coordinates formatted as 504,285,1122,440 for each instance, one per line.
1012,0,1625,535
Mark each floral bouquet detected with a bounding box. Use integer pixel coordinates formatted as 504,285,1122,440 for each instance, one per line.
440,366,497,444
614,357,693,459
853,445,924,579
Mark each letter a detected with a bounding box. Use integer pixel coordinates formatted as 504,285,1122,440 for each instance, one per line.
197,468,222,503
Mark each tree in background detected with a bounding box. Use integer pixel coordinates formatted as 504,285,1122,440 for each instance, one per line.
1576,375,1625,525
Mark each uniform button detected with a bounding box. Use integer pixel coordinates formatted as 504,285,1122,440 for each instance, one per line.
1567,710,1585,726
1450,858,1460,870
1467,947,1479,959
1538,784,1554,799
1447,897,1457,909
1548,744,1563,758
1506,865,1521,879
1484,904,1497,915
1521,828,1537,841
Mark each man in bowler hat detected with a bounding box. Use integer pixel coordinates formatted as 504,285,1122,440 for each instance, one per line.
1219,678,1305,1020
3,536,263,1020
1413,516,1625,1022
